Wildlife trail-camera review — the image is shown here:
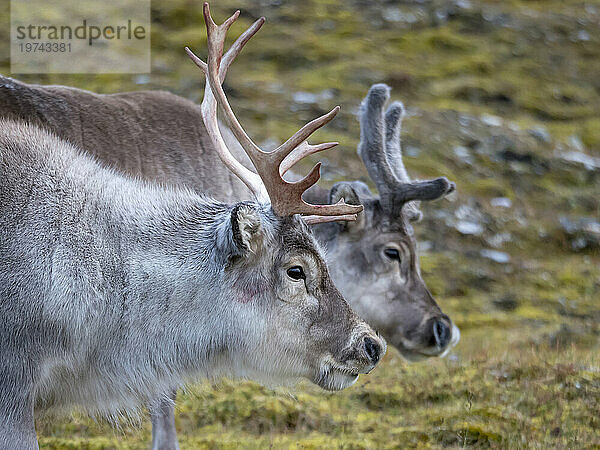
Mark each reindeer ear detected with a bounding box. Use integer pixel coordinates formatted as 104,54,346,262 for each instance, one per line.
405,205,423,222
329,182,361,206
329,181,371,232
231,203,265,254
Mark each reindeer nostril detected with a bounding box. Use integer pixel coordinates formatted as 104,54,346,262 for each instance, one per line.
364,337,381,365
432,319,451,348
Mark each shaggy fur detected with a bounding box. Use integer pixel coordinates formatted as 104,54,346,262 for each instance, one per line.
0,120,384,449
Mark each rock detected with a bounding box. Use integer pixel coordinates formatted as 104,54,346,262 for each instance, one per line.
481,114,503,127
456,221,484,235
292,92,319,104
486,232,512,248
557,151,600,171
567,135,586,152
417,240,433,253
135,75,150,85
452,203,488,235
404,145,420,157
456,0,473,10
528,126,552,143
480,249,511,263
383,7,420,24
291,89,335,105
490,197,512,208
559,216,600,250
571,30,590,42
453,145,473,165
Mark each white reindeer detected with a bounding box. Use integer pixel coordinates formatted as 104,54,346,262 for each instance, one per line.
0,7,386,447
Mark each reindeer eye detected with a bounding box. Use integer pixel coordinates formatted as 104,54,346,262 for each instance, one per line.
384,248,400,261
287,266,306,281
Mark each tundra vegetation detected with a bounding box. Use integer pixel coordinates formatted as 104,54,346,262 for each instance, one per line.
0,0,598,448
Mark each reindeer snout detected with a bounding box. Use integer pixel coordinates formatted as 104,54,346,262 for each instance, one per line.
363,336,382,365
431,316,451,349
339,322,387,374
357,332,386,371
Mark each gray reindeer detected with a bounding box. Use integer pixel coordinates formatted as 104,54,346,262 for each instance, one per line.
0,8,387,448
0,5,458,449
317,82,460,362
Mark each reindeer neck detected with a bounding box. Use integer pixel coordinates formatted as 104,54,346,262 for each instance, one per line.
2,120,239,398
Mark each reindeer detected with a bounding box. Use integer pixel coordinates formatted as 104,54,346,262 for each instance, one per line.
0,5,458,448
0,8,387,448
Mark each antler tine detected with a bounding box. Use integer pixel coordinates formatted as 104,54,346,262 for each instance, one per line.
190,13,337,179
304,214,358,225
280,141,338,176
196,3,362,220
201,3,268,165
185,6,267,200
271,106,340,167
220,17,265,81
358,83,456,217
357,84,398,199
384,101,410,183
382,96,455,204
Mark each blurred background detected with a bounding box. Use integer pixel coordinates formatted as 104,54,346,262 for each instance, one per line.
1,0,599,447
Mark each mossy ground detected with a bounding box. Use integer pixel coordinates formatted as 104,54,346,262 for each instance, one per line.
0,0,598,448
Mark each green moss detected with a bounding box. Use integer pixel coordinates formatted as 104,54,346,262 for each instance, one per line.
0,0,597,448
39,437,123,450
581,117,600,154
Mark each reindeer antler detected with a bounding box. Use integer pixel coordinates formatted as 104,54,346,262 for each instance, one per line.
186,3,363,224
357,84,455,219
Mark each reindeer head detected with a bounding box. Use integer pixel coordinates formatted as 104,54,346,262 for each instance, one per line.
186,4,386,390
219,204,385,390
315,84,459,362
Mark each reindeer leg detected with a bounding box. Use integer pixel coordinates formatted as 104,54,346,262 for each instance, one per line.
150,389,179,450
0,386,38,449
